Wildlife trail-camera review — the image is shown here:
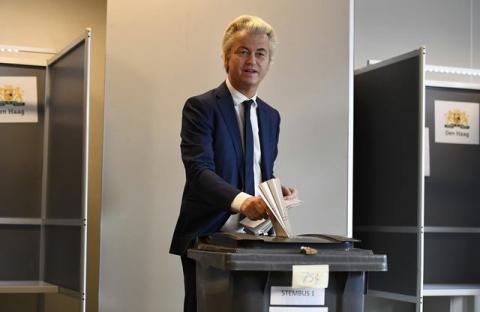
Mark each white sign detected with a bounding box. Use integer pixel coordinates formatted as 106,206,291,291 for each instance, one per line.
0,76,38,123
292,265,329,289
269,307,328,312
435,100,479,145
270,286,325,306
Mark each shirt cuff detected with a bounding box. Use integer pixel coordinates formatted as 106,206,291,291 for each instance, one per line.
230,192,252,213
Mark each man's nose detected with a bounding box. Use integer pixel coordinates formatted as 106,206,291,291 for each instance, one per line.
246,52,256,64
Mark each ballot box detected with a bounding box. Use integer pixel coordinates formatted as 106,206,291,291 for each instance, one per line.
188,233,387,312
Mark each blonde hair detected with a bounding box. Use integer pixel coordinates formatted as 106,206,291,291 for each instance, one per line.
222,15,277,72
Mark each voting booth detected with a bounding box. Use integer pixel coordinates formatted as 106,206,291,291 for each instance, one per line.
0,30,91,311
188,233,387,312
354,48,480,312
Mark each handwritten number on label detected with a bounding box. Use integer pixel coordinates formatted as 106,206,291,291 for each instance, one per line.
292,265,329,288
302,272,321,284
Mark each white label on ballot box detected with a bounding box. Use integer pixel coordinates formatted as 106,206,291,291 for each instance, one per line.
270,307,328,312
292,265,329,289
270,286,325,305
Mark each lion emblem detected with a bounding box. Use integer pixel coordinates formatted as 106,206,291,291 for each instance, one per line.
0,85,24,106
445,109,469,129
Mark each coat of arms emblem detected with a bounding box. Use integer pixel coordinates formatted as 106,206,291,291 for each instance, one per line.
0,85,25,106
444,109,469,129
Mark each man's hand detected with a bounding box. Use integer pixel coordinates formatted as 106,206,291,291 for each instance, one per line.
282,185,299,200
240,196,269,220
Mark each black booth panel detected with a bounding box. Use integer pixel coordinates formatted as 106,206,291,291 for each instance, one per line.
0,225,40,280
424,233,480,284
425,86,480,227
355,231,418,296
0,64,45,218
46,42,85,219
44,225,81,291
354,55,422,227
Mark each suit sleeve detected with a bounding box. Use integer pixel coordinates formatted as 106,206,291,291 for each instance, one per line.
180,97,241,211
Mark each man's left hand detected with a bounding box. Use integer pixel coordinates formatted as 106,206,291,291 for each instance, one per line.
282,185,298,200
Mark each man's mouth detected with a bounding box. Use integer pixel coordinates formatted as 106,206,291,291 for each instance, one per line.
244,68,258,74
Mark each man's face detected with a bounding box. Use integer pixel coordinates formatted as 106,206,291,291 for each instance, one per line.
227,30,271,97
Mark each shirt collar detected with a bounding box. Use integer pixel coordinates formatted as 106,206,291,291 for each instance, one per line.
226,78,258,108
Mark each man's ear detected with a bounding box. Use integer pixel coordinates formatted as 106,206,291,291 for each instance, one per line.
224,57,229,73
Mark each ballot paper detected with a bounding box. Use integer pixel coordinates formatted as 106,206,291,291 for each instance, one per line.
241,197,301,236
241,178,299,237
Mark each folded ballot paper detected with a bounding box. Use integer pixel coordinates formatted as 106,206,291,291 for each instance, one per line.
240,178,302,238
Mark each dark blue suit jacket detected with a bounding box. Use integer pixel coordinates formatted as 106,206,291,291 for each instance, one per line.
169,82,280,255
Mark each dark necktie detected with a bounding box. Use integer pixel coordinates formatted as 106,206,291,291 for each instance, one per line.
243,100,255,195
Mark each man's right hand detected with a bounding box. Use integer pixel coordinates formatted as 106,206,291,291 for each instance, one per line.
240,196,269,220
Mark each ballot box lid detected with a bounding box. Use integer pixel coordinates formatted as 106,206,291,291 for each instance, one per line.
188,233,387,272
198,232,357,250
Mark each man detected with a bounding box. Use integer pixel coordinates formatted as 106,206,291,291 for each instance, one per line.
170,15,297,312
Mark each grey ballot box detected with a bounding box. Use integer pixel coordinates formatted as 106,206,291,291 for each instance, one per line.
188,233,387,312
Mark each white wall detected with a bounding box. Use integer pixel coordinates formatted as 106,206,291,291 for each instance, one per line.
100,0,352,311
355,0,480,83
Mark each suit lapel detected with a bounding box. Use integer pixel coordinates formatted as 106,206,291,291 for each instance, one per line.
215,82,244,169
256,98,270,180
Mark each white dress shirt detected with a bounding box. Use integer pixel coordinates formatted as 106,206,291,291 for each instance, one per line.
221,78,263,232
